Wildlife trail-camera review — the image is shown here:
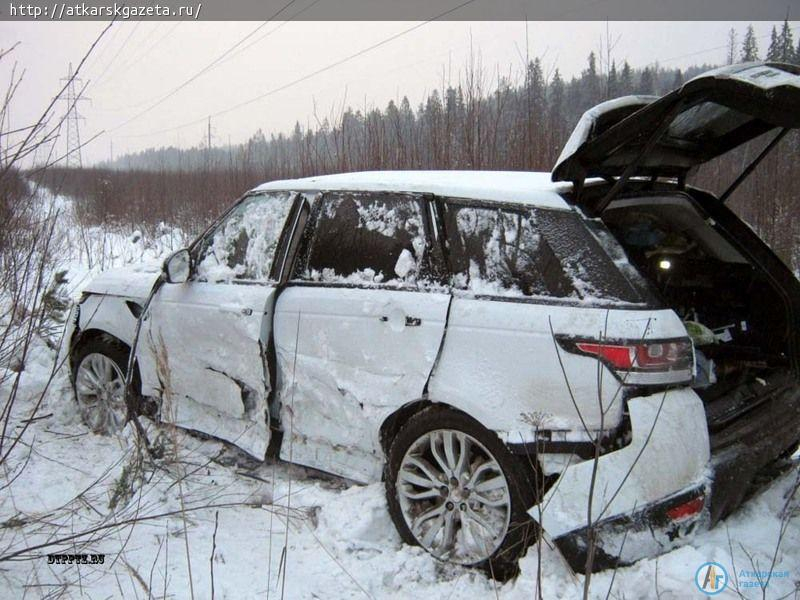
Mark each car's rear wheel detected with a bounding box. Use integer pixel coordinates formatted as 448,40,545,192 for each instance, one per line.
385,406,538,579
72,337,132,434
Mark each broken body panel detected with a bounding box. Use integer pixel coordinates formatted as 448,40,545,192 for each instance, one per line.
138,282,275,458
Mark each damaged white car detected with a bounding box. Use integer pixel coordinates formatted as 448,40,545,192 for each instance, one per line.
62,63,800,577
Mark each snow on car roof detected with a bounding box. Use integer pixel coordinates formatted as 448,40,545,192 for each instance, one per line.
253,170,574,210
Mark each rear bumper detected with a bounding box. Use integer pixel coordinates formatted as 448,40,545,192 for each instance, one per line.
553,483,709,573
529,375,800,573
530,388,711,540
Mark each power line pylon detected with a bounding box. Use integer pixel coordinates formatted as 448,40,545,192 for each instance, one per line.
59,63,89,168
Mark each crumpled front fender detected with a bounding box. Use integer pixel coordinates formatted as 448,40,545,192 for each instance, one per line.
56,302,79,375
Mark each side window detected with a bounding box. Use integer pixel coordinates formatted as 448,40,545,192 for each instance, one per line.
444,203,573,297
443,201,642,302
299,192,427,286
195,191,294,283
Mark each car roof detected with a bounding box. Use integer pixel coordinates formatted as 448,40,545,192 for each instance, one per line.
252,170,574,210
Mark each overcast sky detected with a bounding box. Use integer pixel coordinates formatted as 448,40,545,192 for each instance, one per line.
1,19,797,165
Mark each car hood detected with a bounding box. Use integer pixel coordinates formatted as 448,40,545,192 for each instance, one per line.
552,62,800,187
82,265,163,300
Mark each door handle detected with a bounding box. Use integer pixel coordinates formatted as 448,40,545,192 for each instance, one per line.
219,304,253,316
379,315,421,326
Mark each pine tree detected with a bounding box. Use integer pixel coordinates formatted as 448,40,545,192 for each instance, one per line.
638,67,655,95
547,69,567,162
620,61,633,95
778,19,795,62
528,58,546,111
767,26,780,61
525,58,546,166
740,25,760,62
607,60,618,99
549,68,564,126
583,52,601,105
672,69,684,89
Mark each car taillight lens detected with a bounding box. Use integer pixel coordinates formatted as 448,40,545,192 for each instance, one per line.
575,340,691,371
562,338,693,385
666,495,705,522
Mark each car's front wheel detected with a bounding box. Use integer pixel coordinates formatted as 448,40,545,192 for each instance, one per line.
72,336,132,434
385,406,538,579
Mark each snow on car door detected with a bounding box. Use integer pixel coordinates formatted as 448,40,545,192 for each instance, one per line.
140,191,296,458
273,192,449,482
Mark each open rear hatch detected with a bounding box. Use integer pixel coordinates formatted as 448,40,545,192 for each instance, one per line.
553,62,800,523
554,62,800,209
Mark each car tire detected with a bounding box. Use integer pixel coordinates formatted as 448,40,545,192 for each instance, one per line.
385,405,539,580
71,335,140,434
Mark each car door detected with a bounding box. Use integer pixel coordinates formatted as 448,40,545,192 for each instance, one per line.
273,191,450,482
139,191,300,459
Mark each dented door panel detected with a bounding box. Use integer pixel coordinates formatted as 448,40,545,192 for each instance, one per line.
139,281,275,458
273,285,450,482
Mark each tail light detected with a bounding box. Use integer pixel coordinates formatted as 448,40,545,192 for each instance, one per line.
559,337,694,386
666,495,705,522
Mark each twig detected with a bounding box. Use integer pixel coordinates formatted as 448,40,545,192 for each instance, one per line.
210,510,219,600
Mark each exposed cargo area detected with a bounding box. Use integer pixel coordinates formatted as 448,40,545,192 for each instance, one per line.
600,191,800,519
601,192,790,396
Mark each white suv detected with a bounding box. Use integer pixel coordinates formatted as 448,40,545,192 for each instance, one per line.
63,63,800,576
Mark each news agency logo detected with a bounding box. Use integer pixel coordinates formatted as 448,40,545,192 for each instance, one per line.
695,562,729,595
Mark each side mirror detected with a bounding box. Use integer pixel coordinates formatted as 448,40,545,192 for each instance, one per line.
164,249,191,284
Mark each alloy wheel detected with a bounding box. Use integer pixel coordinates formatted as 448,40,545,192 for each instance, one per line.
75,352,128,433
396,429,512,564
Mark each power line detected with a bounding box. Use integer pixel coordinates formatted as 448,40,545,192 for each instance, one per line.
92,20,144,88
95,1,301,114
102,17,794,156
652,24,798,67
1,21,113,176
212,0,323,70
89,0,165,87
82,20,124,77
94,21,166,88
110,0,302,133
117,0,479,138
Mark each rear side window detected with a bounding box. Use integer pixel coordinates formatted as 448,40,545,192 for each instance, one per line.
300,192,427,286
442,201,644,303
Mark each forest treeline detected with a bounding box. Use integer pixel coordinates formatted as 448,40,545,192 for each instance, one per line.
37,21,800,270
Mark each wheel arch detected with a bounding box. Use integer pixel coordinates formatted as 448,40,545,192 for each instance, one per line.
70,328,145,399
71,328,129,368
379,399,434,456
75,294,138,352
379,399,517,458
380,399,544,490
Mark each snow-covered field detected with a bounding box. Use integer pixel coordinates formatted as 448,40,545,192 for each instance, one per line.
1,191,799,599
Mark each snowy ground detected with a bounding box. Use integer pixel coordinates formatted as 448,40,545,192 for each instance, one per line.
1,191,799,599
